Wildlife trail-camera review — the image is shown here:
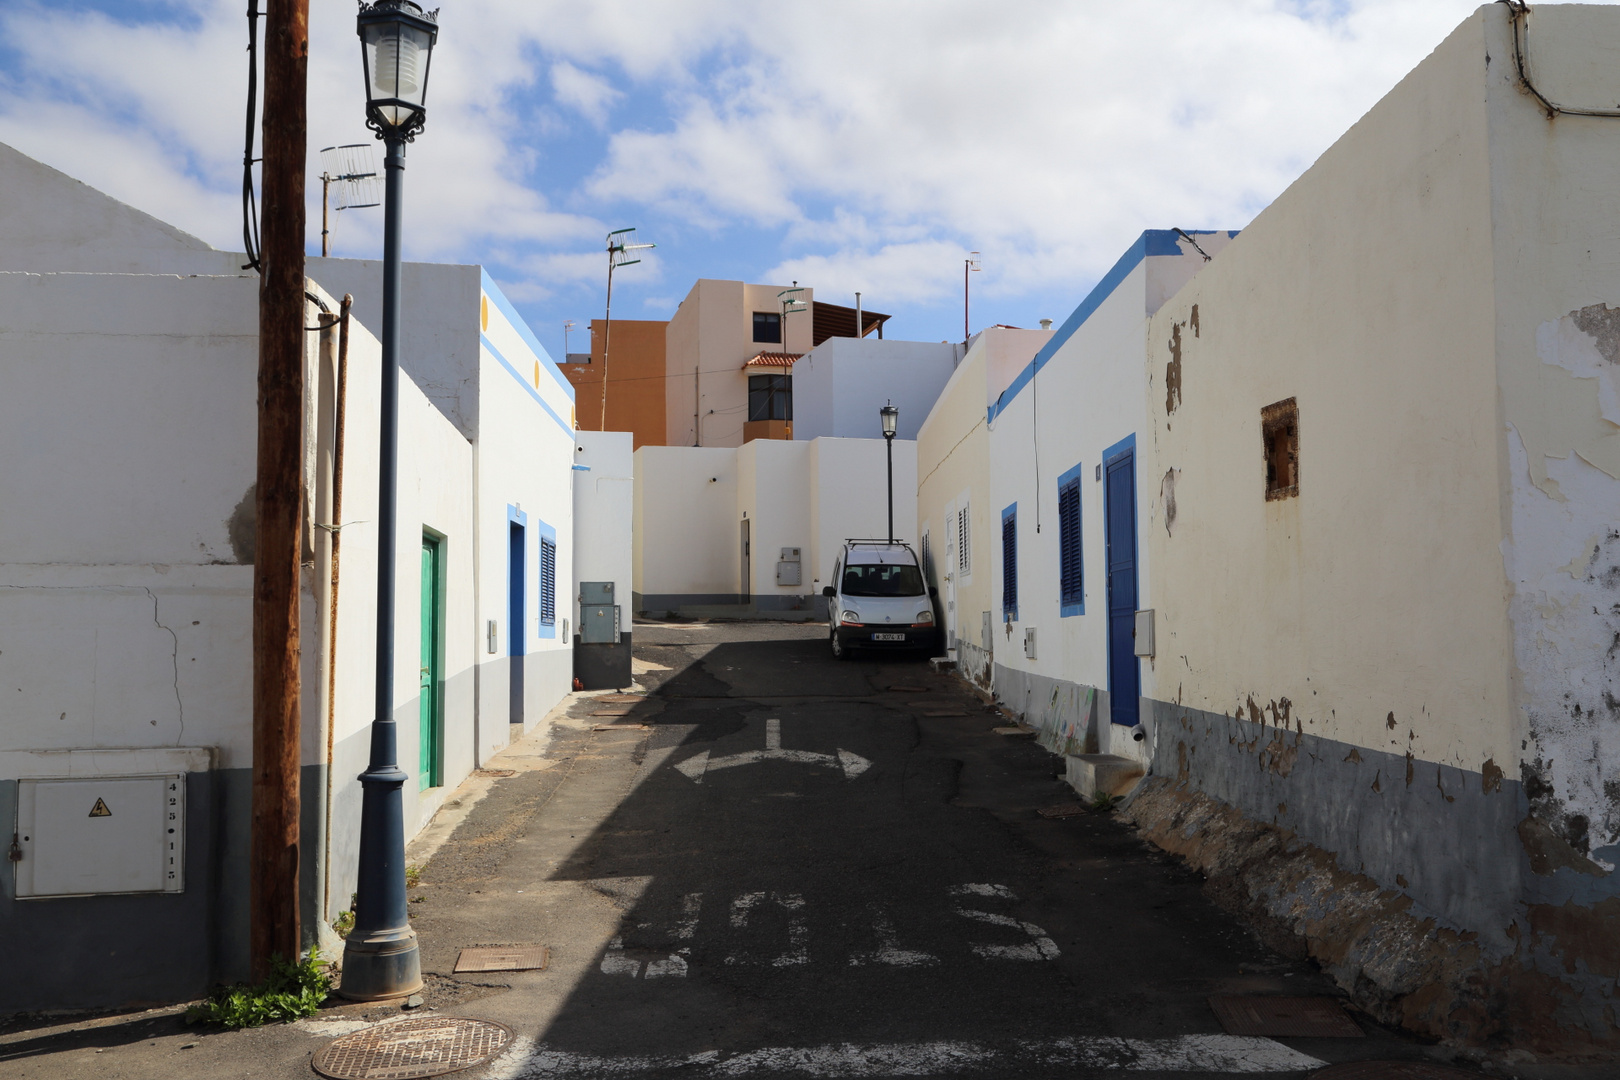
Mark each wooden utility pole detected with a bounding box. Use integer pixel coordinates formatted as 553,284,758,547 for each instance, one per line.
251,0,309,978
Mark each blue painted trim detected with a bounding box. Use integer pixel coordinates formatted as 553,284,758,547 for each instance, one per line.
1102,432,1136,465
986,229,1232,426
1057,460,1086,618
571,464,591,471
535,517,558,637
480,268,574,401
507,513,526,658
1001,501,1018,623
507,504,528,526
481,331,574,439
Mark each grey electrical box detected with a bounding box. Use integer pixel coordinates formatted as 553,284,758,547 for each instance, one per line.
14,775,185,897
776,561,802,586
580,582,617,644
1134,609,1155,658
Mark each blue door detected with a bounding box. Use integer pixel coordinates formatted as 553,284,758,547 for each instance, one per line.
509,520,526,726
1103,441,1139,727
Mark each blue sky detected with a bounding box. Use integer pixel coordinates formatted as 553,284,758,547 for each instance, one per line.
0,0,1507,359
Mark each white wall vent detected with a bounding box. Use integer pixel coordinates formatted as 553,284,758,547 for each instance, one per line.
1023,627,1037,659
14,775,185,897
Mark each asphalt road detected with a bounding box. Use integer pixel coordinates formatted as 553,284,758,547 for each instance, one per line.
0,621,1473,1079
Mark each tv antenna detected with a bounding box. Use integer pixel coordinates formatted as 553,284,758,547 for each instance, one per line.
600,228,655,431
319,143,381,257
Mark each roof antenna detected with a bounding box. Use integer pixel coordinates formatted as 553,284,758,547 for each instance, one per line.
319,144,381,257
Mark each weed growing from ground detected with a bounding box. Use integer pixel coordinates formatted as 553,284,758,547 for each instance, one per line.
186,952,331,1029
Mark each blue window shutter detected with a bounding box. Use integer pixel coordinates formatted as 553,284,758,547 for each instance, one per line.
1059,478,1083,613
1001,505,1018,621
540,538,557,625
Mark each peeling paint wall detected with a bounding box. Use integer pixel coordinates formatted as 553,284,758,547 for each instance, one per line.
1127,4,1620,1049
1487,6,1620,887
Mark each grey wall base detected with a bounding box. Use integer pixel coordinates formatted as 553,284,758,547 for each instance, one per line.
0,763,331,1016
575,635,633,691
634,592,825,622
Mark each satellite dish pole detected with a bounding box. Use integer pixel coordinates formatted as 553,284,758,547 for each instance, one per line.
601,228,655,431
964,251,981,343
319,143,381,257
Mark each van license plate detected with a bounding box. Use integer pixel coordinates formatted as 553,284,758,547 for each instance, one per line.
872,632,905,642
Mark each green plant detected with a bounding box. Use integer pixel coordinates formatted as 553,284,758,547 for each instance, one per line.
332,909,355,938
1091,791,1122,812
404,865,422,888
186,951,332,1029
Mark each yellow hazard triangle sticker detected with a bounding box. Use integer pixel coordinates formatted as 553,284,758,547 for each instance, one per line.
88,798,111,818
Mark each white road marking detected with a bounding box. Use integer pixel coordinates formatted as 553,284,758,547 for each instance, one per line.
490,1035,1327,1076
953,907,1061,960
849,908,938,967
949,883,1017,899
727,891,809,967
600,936,642,978
673,721,871,784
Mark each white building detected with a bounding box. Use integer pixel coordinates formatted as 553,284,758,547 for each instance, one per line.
572,430,635,689
915,326,1053,687
982,230,1232,766
792,337,961,442
0,143,581,1012
633,439,918,621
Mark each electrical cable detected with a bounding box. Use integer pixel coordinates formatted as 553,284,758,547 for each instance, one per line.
1499,1,1620,119
241,0,263,272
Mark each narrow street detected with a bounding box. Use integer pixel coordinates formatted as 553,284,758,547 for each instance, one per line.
4,623,1456,1078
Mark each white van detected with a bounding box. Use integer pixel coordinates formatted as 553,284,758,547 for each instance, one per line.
822,540,941,660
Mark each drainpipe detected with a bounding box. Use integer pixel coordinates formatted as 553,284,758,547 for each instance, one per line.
320,293,352,929
854,292,862,339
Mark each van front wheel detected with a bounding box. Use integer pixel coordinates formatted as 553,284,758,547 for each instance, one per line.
831,628,851,661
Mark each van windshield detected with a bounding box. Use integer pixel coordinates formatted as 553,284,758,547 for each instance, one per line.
841,562,926,598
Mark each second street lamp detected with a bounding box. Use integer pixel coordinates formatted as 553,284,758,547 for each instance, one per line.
881,403,898,543
342,0,439,1002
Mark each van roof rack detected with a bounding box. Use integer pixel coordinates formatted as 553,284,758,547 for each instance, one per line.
844,538,911,546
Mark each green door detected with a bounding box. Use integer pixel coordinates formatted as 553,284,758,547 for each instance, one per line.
419,535,443,790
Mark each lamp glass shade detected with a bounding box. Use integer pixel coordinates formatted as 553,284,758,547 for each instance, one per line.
358,2,437,134
880,405,898,438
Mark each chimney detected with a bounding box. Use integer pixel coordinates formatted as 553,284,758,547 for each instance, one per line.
1039,318,1053,331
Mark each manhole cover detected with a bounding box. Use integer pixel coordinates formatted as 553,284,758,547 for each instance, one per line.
1209,995,1364,1037
1309,1063,1479,1080
1038,803,1089,819
590,706,637,717
454,945,549,973
918,709,966,717
311,1016,513,1079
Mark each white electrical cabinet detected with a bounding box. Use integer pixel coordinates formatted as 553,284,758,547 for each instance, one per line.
14,775,185,898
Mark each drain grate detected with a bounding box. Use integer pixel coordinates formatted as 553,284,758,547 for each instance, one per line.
454,945,549,973
312,1016,513,1080
1308,1063,1479,1080
1038,803,1089,819
1209,995,1364,1037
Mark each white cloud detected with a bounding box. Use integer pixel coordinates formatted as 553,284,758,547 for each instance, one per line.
550,62,623,127
0,0,1573,320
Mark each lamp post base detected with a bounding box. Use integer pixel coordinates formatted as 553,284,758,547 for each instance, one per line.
338,926,422,1000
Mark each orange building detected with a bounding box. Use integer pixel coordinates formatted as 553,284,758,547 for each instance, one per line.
561,319,667,449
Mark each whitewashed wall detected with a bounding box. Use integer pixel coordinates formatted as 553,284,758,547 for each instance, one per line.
737,439,814,611
573,431,635,627
793,338,959,442
633,446,741,608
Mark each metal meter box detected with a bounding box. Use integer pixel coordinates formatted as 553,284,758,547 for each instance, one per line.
1134,608,1155,658
776,546,802,587
580,581,618,644
14,775,185,897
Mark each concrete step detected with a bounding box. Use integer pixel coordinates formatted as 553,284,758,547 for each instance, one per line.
1064,754,1145,801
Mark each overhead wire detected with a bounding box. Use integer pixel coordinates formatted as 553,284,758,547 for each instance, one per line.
241,0,263,272
1498,1,1620,119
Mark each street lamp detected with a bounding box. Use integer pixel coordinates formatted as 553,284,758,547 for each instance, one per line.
342,0,439,1002
881,402,898,543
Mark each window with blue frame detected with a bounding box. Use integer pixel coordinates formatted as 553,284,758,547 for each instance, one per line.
540,537,557,626
1058,463,1084,616
1001,503,1018,621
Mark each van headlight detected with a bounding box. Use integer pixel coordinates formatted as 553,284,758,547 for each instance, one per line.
914,610,935,625
840,610,862,625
